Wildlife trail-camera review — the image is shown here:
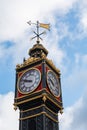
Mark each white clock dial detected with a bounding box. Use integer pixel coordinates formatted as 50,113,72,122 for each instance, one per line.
18,68,41,94
47,70,60,97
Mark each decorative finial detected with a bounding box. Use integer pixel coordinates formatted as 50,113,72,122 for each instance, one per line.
60,109,63,114
23,57,26,62
27,21,50,44
14,105,17,111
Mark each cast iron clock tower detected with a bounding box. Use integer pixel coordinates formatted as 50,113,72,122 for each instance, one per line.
14,21,63,130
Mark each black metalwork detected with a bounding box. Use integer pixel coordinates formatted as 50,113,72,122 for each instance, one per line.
27,21,48,44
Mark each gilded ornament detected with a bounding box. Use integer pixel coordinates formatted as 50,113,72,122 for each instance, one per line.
60,109,63,114
14,105,17,111
42,95,47,102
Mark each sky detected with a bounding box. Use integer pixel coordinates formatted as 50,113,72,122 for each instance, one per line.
0,0,87,130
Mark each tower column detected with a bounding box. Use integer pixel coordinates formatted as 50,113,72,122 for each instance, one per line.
14,22,63,130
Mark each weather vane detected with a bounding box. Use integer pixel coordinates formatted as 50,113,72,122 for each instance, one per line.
27,21,50,44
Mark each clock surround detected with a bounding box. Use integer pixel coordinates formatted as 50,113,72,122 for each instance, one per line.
17,68,41,94
47,70,60,97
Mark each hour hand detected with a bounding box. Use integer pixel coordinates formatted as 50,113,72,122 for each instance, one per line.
22,79,32,82
49,78,54,86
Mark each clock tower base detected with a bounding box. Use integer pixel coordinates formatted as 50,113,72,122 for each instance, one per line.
19,104,59,130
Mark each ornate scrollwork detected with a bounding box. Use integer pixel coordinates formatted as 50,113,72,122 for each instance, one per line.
46,58,60,73
16,57,40,69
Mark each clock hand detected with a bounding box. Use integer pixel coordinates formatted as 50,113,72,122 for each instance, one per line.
22,79,32,82
49,78,54,86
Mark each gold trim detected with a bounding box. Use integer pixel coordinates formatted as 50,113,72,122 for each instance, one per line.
46,58,60,73
19,112,46,120
16,57,42,69
47,96,62,109
15,88,43,100
45,105,58,116
44,88,62,103
19,111,58,122
45,88,62,104
20,104,58,116
16,69,25,74
14,89,63,109
17,68,41,94
29,43,48,56
45,112,58,123
16,55,60,74
47,70,60,97
15,88,62,104
21,104,44,113
14,95,42,105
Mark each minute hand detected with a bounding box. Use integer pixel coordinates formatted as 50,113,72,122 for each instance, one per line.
22,79,32,82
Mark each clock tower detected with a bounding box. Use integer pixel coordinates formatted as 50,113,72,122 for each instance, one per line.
14,21,63,130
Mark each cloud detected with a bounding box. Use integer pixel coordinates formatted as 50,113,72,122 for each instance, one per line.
80,11,87,30
0,0,78,42
0,0,73,66
65,53,87,89
1,0,85,66
0,44,6,59
59,88,87,130
0,92,19,130
60,52,87,109
73,0,87,38
78,0,87,28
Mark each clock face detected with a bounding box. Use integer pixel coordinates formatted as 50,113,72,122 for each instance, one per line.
47,70,60,97
17,68,41,94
